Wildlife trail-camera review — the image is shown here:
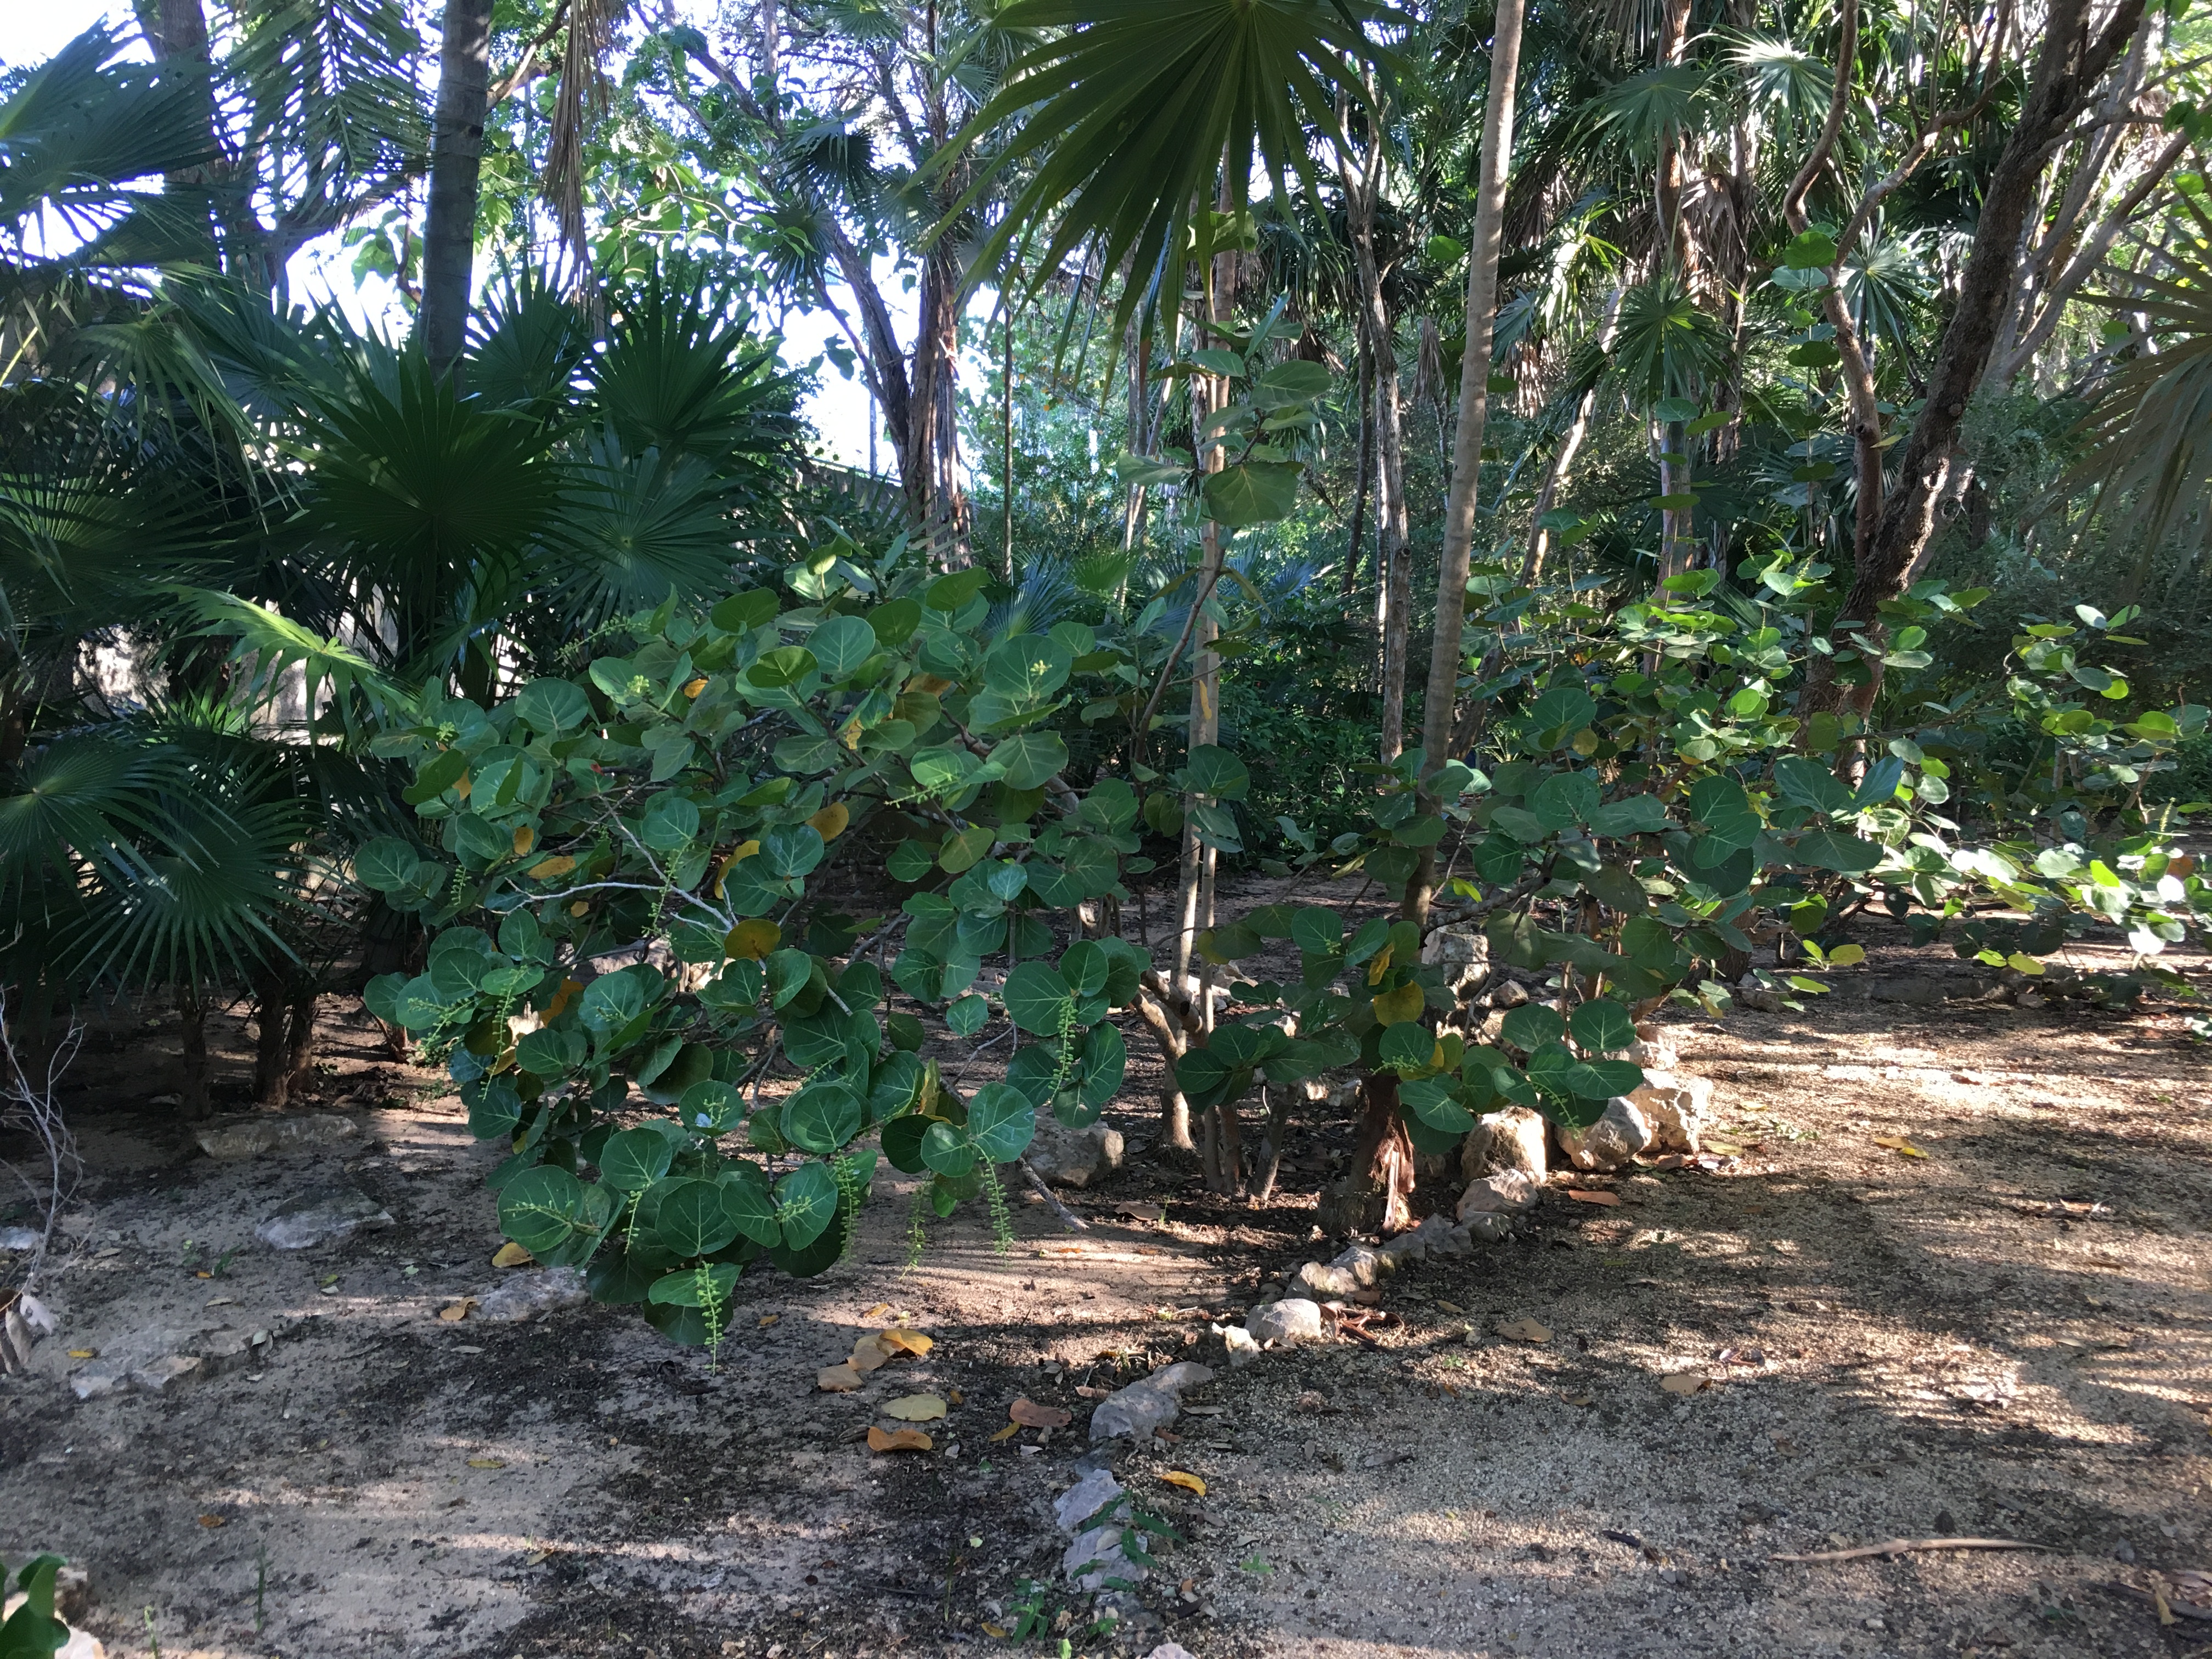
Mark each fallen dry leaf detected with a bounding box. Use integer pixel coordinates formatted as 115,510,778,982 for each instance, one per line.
1435,1298,1465,1314
1872,1135,1928,1157
437,1298,476,1322
1703,1139,1744,1156
816,1363,863,1392
1660,1373,1707,1395
466,1457,507,1469
879,1328,934,1356
196,1514,226,1528
947,1388,964,1405
66,1349,96,1360
757,1312,780,1328
867,1426,933,1453
981,1623,1009,1639
849,1334,894,1373
1161,1470,1207,1496
1497,1317,1553,1344
861,1302,891,1319
1074,1384,1106,1398
492,1242,534,1268
885,1393,947,1422
1009,1397,1073,1429
522,1549,551,1567
989,1421,1020,1443
1564,1393,1594,1407
1567,1189,1622,1207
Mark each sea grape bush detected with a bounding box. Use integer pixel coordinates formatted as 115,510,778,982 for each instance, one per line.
348,521,2207,1352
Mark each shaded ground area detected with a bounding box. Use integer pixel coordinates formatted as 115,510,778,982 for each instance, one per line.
3,917,2209,1659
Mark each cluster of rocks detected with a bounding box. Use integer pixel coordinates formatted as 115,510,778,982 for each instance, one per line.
69,1321,287,1401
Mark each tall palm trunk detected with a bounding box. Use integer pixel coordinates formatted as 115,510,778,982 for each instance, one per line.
1343,332,1374,597
421,0,494,379
1413,0,1527,884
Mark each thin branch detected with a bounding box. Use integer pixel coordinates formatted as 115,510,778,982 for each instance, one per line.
1016,1157,1089,1232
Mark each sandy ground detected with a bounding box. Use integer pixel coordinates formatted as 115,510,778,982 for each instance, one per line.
3,918,2209,1659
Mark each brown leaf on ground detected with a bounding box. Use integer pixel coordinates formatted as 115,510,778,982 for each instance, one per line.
879,1328,934,1356
1568,1189,1622,1207
884,1393,947,1421
196,1514,226,1528
988,1421,1020,1442
849,1334,894,1372
816,1363,863,1392
491,1243,534,1268
1660,1373,1707,1395
867,1426,932,1453
1161,1470,1206,1496
861,1302,890,1319
437,1298,476,1322
1009,1397,1073,1429
1497,1318,1553,1344
1872,1135,1928,1157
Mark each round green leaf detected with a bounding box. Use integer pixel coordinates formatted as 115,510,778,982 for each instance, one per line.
810,614,879,680
920,1120,976,1177
719,1169,782,1246
991,731,1068,790
966,1082,1036,1163
1002,961,1074,1036
511,678,592,733
679,1079,745,1136
652,1177,740,1257
497,1166,585,1257
782,1081,864,1155
1499,1003,1567,1051
746,646,817,688
647,1263,740,1307
1568,1000,1637,1055
599,1127,676,1192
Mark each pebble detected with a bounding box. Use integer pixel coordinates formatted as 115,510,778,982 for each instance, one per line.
1024,1120,1124,1188
1457,1170,1539,1219
1556,1098,1652,1172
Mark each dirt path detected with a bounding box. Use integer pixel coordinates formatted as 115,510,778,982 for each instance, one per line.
3,922,2209,1659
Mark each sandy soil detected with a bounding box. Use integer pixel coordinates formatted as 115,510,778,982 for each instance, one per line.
3,916,2209,1659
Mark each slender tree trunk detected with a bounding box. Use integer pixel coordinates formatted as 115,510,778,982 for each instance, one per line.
284,987,319,1101
420,0,494,378
1374,352,1410,761
1801,0,2146,721
1524,281,1626,582
1344,331,1374,597
252,969,290,1107
1001,296,1016,580
1412,0,1526,901
1319,1071,1414,1237
178,984,211,1121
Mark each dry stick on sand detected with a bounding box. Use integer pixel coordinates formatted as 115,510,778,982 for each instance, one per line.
1015,1158,1088,1233
1772,1537,2047,1564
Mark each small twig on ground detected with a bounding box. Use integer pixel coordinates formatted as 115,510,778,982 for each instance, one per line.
951,1025,1014,1088
1771,1537,2046,1564
1015,1158,1088,1233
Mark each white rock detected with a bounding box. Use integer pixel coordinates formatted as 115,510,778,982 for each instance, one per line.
1457,1170,1539,1220
1632,1070,1716,1153
1555,1098,1651,1172
195,1114,358,1160
1460,1105,1549,1183
0,1227,40,1252
1421,926,1491,995
476,1266,588,1323
1064,1517,1147,1589
1087,1361,1214,1441
253,1183,393,1250
1429,1223,1475,1256
1330,1243,1389,1285
1246,1298,1325,1346
1220,1324,1261,1368
1142,1645,1201,1659
67,1324,275,1401
1291,1261,1363,1298
1624,1036,1679,1073
1461,1212,1511,1244
1053,1468,1127,1533
1378,1231,1426,1268
1024,1120,1125,1188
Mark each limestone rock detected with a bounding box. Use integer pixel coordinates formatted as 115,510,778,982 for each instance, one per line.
475,1266,588,1323
1246,1298,1325,1346
1024,1120,1124,1188
195,1114,358,1160
1460,1105,1548,1183
68,1324,275,1400
1555,1097,1652,1172
1871,976,1947,1007
1457,1170,1539,1221
0,1227,41,1252
1054,1468,1127,1533
1632,1070,1716,1153
1064,1516,1148,1589
1421,925,1491,996
1490,979,1531,1010
1220,1324,1260,1367
1088,1361,1214,1441
1461,1211,1511,1244
253,1183,393,1250
1292,1261,1363,1299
